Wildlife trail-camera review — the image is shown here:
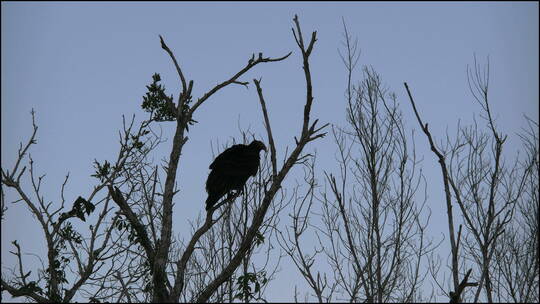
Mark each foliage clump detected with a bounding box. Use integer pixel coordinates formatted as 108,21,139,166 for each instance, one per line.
141,73,177,121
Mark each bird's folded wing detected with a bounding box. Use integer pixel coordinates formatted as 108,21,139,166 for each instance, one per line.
209,144,245,169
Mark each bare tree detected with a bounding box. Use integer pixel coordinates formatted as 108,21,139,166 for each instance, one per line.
277,24,435,303
492,117,539,303
404,56,533,303
1,110,162,303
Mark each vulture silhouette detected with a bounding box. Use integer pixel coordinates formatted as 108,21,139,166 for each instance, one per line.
205,140,267,211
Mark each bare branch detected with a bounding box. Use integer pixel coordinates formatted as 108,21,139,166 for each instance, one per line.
404,82,460,291
1,279,49,303
159,35,187,93
189,51,291,115
170,193,240,300
108,185,155,266
253,78,278,178
449,269,479,303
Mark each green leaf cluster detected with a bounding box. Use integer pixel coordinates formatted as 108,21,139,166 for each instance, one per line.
114,216,140,246
13,281,43,298
234,270,268,302
59,196,95,222
141,73,176,121
91,160,111,182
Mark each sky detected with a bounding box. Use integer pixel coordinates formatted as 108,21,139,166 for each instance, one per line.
1,1,538,302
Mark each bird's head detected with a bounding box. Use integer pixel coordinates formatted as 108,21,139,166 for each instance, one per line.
250,140,267,153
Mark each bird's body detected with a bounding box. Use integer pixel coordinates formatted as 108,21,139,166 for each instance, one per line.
205,140,267,211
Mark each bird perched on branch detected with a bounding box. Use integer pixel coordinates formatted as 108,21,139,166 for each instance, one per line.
205,140,267,211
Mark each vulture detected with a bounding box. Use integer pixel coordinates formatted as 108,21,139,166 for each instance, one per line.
205,140,267,211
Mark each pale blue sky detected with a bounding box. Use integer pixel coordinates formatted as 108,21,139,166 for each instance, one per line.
2,2,538,302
